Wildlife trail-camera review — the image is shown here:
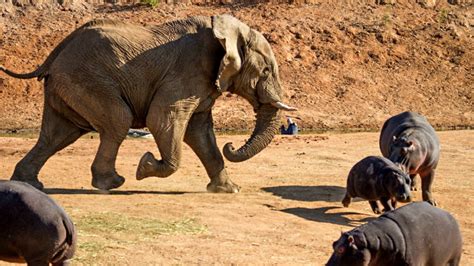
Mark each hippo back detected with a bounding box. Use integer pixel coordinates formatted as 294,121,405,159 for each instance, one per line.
379,111,438,158
382,202,462,265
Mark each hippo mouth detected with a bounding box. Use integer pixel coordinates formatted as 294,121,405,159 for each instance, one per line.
396,194,412,203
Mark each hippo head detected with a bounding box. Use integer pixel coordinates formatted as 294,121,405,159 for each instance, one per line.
389,136,418,173
384,168,412,203
326,232,371,266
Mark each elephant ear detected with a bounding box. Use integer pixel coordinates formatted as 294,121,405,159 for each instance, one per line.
212,15,250,92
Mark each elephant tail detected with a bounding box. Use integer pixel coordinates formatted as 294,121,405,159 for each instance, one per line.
0,65,46,81
1,20,100,82
0,30,73,81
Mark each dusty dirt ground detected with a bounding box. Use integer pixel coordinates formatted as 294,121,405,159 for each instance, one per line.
0,130,472,265
1,1,473,131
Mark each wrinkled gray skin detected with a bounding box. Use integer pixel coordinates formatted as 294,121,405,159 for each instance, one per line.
379,111,440,205
0,15,296,192
342,156,412,214
0,181,76,266
327,202,462,266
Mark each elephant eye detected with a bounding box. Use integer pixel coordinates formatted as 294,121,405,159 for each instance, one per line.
262,67,270,76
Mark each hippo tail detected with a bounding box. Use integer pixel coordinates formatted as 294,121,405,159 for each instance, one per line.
51,216,76,264
63,215,76,247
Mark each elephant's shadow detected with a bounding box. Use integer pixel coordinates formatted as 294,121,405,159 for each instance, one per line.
261,185,348,202
281,206,376,227
44,188,196,195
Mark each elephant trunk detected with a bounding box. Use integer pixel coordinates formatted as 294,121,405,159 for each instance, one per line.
223,104,280,162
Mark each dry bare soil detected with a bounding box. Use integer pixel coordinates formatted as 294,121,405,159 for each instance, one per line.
0,130,473,265
0,1,473,131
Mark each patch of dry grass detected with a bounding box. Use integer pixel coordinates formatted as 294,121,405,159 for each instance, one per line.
74,212,207,264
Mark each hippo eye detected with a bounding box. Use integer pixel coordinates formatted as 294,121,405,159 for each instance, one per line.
400,148,407,155
337,246,346,254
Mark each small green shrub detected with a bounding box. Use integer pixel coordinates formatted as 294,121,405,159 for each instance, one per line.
438,9,449,24
141,0,159,8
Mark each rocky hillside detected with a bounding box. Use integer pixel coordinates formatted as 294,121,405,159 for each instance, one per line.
0,1,472,132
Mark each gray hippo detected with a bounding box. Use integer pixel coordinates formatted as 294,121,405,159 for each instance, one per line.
342,156,412,214
0,181,76,265
379,111,440,205
327,202,462,266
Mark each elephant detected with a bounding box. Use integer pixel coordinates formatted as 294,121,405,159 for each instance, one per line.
0,15,297,192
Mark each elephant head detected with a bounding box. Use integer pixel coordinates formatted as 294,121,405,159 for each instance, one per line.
212,15,297,162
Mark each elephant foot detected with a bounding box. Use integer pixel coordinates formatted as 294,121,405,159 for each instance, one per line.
92,173,125,191
10,176,44,191
207,179,240,193
136,152,158,180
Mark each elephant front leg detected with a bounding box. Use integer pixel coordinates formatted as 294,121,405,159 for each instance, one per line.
136,99,198,180
184,111,240,193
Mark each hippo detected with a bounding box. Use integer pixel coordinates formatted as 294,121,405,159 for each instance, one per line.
326,202,463,266
0,181,76,265
379,111,440,205
342,156,412,214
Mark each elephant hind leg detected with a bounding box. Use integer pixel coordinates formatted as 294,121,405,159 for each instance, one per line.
11,102,86,190
89,105,133,191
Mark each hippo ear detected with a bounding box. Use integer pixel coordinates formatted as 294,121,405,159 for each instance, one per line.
347,235,354,244
347,235,359,250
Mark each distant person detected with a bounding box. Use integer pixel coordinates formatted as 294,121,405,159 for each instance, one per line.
280,117,298,135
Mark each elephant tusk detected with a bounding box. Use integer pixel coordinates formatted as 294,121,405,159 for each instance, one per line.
271,101,298,111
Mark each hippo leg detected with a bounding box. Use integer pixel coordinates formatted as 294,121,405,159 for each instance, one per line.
369,201,381,214
448,254,462,266
421,170,437,206
391,197,397,209
342,193,352,207
410,174,418,191
380,197,394,212
26,258,49,266
53,260,71,266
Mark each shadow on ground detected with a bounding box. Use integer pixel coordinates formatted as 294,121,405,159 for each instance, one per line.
281,206,375,227
44,188,196,195
262,185,347,202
